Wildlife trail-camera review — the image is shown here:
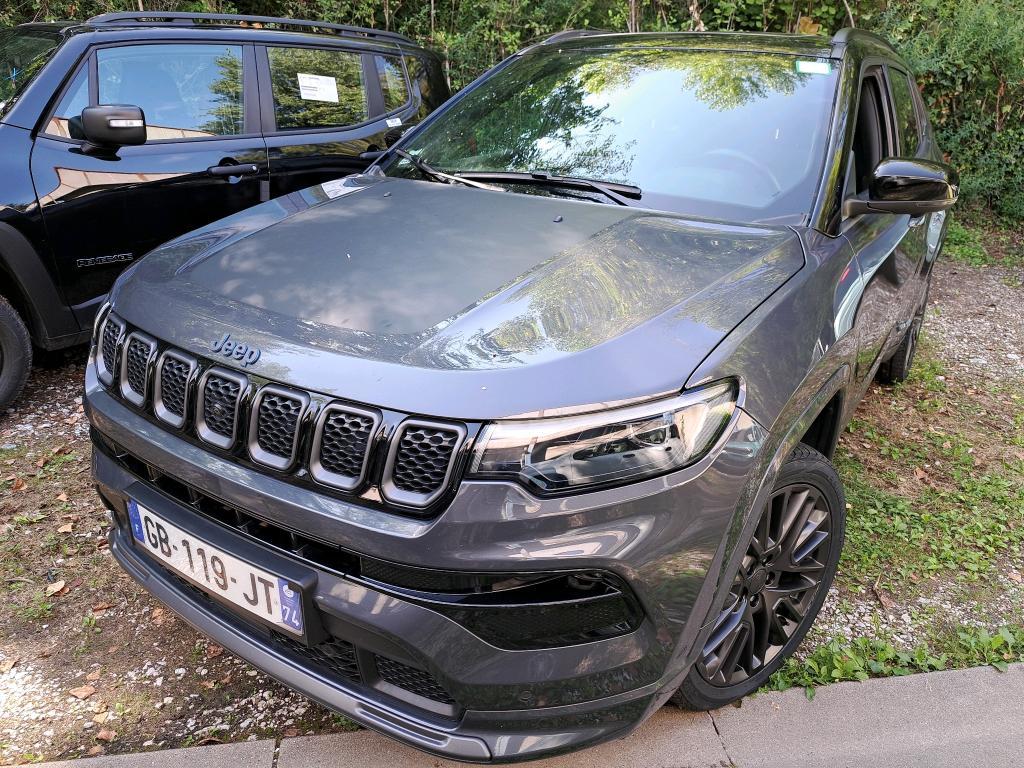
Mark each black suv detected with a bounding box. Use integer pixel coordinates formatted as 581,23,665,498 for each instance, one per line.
0,13,447,408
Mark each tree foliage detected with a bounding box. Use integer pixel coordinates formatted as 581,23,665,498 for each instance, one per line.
2,0,1021,217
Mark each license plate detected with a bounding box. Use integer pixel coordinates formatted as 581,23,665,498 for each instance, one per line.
127,499,303,635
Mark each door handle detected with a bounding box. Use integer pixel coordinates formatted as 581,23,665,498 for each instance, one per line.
208,163,261,177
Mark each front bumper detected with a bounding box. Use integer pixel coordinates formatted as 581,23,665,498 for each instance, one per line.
87,366,769,762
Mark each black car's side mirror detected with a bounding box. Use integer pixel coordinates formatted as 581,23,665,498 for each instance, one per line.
80,105,147,154
844,157,958,218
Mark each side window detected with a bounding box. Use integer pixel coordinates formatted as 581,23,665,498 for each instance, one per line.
848,72,894,196
97,44,244,140
44,66,89,138
374,55,408,112
267,47,367,131
888,69,922,156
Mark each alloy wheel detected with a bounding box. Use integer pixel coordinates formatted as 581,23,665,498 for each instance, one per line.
697,483,833,687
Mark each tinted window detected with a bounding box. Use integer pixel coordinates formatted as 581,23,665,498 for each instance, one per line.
0,27,61,116
375,55,408,112
393,49,839,224
98,44,244,140
44,66,89,138
889,69,921,155
268,47,367,130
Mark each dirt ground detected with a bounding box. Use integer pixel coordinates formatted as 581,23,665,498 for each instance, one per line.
0,247,1021,764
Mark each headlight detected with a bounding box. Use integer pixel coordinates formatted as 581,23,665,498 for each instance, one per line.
468,380,737,494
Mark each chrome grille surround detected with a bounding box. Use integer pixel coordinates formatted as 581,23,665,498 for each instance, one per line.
381,419,467,508
196,367,248,450
153,350,197,429
308,403,381,491
247,384,310,471
119,331,157,407
97,313,125,386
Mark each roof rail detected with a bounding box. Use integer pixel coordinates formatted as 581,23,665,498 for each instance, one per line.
541,29,608,45
86,12,415,45
830,27,895,51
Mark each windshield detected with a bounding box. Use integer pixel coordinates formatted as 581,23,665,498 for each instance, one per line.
0,27,61,111
390,47,839,223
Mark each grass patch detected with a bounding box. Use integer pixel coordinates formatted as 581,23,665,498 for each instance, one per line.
943,216,1024,268
769,625,1024,699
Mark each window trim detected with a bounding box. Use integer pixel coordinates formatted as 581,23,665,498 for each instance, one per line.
38,39,260,146
256,41,412,136
885,64,924,157
840,62,899,225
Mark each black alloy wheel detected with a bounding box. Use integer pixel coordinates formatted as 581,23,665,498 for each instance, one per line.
675,445,845,710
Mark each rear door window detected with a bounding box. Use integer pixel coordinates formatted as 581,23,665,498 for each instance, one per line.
374,55,408,112
97,43,245,140
267,46,367,131
888,68,922,155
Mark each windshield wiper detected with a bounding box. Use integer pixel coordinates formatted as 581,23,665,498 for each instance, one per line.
454,170,642,206
394,149,503,192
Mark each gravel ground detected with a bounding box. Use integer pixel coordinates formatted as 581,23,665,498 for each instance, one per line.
0,255,1021,764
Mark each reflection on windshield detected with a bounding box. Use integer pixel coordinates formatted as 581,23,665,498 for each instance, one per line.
394,48,838,223
0,28,60,107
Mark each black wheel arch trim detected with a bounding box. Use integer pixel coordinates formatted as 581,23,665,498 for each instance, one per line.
0,221,85,349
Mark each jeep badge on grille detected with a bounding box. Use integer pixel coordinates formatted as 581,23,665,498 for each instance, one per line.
211,333,261,367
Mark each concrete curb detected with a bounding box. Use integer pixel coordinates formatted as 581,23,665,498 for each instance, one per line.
34,663,1024,768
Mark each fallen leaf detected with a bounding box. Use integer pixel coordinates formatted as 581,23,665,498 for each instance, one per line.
57,492,69,502
11,477,25,491
86,669,102,681
874,586,896,612
96,728,116,742
0,657,17,674
283,727,300,738
69,685,96,700
913,467,929,482
206,644,224,659
1009,572,1022,584
151,607,166,626
199,680,216,690
57,522,74,533
93,711,109,725
45,580,66,597
87,746,104,757
92,602,115,614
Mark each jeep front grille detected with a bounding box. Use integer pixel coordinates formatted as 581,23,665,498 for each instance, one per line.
97,314,470,513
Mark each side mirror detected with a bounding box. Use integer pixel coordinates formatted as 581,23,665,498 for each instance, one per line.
844,158,958,218
80,105,147,153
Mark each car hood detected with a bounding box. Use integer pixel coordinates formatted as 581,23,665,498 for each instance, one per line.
111,174,804,419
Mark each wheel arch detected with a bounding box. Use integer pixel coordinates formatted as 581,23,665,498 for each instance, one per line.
0,222,83,349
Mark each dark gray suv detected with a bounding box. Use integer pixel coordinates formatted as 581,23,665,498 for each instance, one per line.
86,28,956,762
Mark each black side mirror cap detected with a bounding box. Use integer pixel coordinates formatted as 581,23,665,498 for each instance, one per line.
80,105,147,153
844,157,958,218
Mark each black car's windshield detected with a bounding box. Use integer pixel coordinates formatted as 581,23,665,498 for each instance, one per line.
390,47,839,223
0,27,61,110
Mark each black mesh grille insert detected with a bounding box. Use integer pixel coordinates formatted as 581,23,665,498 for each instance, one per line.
318,409,375,479
391,426,459,495
256,392,302,458
159,357,190,417
202,374,242,438
125,338,151,396
101,318,120,374
376,656,456,705
277,636,360,685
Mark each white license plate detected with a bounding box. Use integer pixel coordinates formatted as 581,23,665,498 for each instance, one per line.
127,499,303,635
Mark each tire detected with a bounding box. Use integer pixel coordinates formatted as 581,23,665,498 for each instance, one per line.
674,444,846,711
0,297,33,411
877,285,929,385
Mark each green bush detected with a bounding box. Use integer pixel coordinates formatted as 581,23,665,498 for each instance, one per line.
872,0,1024,219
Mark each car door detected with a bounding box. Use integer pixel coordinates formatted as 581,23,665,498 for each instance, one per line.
257,43,409,196
840,65,919,385
30,40,269,313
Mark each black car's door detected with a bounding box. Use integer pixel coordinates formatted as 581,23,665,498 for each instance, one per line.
840,65,922,385
257,43,411,196
30,40,269,314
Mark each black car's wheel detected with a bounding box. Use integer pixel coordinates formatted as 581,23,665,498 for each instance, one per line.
878,286,929,385
0,297,33,411
675,445,845,710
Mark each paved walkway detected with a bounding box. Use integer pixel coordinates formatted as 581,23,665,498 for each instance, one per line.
37,663,1024,768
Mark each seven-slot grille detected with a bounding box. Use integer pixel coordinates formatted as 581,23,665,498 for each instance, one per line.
98,314,466,510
